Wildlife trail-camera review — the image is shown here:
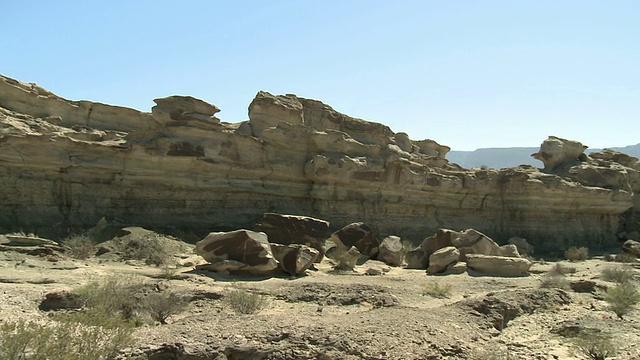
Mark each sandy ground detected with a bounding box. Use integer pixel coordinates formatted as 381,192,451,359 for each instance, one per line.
1,239,640,360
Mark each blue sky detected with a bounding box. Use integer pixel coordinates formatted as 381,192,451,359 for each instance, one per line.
2,1,638,150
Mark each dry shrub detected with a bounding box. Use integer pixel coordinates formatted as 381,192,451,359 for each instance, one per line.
604,281,640,319
565,246,589,262
572,332,617,360
548,263,576,276
142,291,188,324
615,252,638,263
600,266,635,283
422,282,452,298
113,233,174,266
224,289,270,315
540,274,570,290
62,234,96,259
74,274,149,321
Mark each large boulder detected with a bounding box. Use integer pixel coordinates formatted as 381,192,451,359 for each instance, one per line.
622,239,640,257
330,222,379,258
531,136,588,172
405,249,427,269
427,246,460,274
270,243,319,276
254,213,329,262
152,95,220,124
499,244,521,258
195,230,277,273
378,236,405,266
508,237,534,257
466,254,532,277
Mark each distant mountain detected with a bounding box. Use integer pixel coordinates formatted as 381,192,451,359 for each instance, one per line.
448,143,640,169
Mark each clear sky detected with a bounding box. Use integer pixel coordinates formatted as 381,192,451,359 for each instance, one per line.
2,1,638,150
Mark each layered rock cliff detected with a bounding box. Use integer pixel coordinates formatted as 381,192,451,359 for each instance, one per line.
1,74,638,251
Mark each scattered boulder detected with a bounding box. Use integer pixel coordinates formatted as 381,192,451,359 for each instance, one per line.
270,243,319,276
195,230,277,273
622,239,640,257
508,237,534,257
254,213,329,262
330,222,379,258
445,261,468,274
569,279,597,293
334,246,361,271
4,234,59,247
195,260,250,273
466,254,532,276
499,244,521,258
378,236,405,266
405,248,427,269
427,246,460,274
461,235,501,259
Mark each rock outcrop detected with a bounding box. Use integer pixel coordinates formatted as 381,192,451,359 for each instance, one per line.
0,74,638,252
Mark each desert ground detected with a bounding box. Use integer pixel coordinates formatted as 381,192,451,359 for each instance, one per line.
1,230,639,360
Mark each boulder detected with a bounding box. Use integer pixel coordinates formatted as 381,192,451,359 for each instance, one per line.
499,244,521,258
622,239,640,257
195,230,277,273
466,254,532,277
378,236,405,266
195,260,247,272
270,243,319,276
334,246,361,271
330,222,379,258
508,237,534,257
427,246,460,274
420,228,457,256
405,249,427,269
445,261,468,274
531,136,588,172
254,213,329,262
152,95,220,124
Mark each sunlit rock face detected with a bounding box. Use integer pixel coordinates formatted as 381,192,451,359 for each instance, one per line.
0,74,638,251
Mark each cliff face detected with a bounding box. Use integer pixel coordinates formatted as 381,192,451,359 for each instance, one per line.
0,75,638,251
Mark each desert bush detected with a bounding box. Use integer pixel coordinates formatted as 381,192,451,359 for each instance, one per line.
615,252,638,263
565,246,589,262
224,289,270,315
604,281,640,319
571,332,617,360
548,263,576,276
114,233,173,266
74,274,149,320
540,274,570,290
142,291,188,324
62,235,96,260
601,266,635,283
422,282,452,298
0,308,134,360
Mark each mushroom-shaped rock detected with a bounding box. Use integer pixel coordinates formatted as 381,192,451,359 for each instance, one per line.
330,222,379,258
270,243,319,276
531,136,588,172
195,230,277,273
254,213,329,262
622,239,640,257
378,236,405,266
427,246,460,274
466,254,531,277
152,95,220,124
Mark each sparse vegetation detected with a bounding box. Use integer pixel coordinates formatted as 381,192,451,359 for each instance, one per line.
113,233,173,266
62,234,96,259
540,274,570,290
601,266,635,283
422,282,452,298
74,274,149,321
0,308,134,360
571,332,617,360
565,246,589,262
469,345,518,360
615,252,638,263
224,289,270,314
142,291,188,324
604,281,640,319
548,263,576,276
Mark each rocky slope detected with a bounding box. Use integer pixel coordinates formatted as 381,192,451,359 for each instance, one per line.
0,74,638,251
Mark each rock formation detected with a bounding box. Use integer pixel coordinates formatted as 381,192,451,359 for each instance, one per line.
0,74,638,252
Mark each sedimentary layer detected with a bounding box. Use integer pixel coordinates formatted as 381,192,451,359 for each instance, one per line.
1,75,638,250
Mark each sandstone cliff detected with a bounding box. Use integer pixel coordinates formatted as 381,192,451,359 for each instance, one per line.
1,74,638,251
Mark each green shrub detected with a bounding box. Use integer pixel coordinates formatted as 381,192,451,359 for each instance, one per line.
601,266,635,283
224,289,270,315
572,333,617,360
142,291,188,324
565,246,589,262
62,235,96,260
422,282,452,298
604,281,640,319
0,308,134,360
74,274,149,320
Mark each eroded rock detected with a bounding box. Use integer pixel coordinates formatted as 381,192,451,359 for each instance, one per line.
466,254,532,277
195,230,277,273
